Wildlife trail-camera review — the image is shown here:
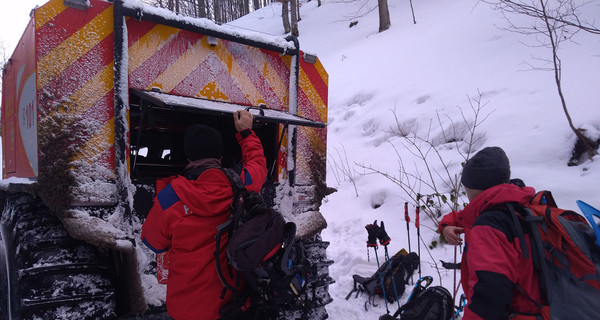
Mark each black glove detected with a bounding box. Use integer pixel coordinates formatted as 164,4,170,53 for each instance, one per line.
376,221,391,246
365,221,379,247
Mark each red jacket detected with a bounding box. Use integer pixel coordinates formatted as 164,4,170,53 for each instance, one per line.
141,130,267,320
439,184,543,320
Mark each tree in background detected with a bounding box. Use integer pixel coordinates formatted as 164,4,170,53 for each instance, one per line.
290,0,299,36
0,41,6,95
280,0,291,33
141,0,273,24
339,0,391,33
142,0,322,38
377,0,390,32
485,0,600,164
278,0,299,36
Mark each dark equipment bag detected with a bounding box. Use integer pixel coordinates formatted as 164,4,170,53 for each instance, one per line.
215,169,313,320
379,276,454,320
346,252,419,308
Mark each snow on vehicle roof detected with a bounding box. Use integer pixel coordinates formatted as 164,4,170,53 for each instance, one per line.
121,0,296,52
135,90,326,128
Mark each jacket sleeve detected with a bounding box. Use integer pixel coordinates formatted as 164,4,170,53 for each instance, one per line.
236,129,267,193
140,185,178,254
438,210,460,233
462,214,520,320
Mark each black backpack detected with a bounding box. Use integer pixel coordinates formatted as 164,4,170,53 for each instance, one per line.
215,169,313,320
380,276,455,320
346,252,420,308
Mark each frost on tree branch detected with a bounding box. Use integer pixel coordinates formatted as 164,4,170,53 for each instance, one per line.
359,90,492,226
482,0,600,164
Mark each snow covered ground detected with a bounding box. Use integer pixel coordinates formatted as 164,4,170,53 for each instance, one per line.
1,0,598,319
230,0,600,318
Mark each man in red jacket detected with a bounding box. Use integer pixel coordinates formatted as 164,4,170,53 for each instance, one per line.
141,110,267,320
439,147,543,320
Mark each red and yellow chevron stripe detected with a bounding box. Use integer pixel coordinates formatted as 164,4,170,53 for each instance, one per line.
126,17,329,183
35,0,116,179
29,0,328,185
296,56,328,185
126,19,293,111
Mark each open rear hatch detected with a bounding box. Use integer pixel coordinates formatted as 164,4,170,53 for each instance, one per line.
129,89,326,179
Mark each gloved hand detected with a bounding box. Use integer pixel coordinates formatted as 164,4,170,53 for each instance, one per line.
376,221,391,246
365,221,379,247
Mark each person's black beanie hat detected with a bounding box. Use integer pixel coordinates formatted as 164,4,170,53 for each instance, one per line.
184,124,223,161
461,146,510,190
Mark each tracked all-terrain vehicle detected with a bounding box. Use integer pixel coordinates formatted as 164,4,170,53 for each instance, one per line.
0,0,332,318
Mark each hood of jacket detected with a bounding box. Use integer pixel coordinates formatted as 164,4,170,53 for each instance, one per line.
458,183,536,237
170,168,234,218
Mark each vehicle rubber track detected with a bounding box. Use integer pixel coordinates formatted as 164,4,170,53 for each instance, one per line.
1,192,117,320
278,233,334,320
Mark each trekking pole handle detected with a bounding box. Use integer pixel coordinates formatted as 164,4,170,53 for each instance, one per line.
415,206,420,229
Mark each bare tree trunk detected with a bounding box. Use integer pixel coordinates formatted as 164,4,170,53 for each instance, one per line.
243,0,250,17
317,0,321,7
409,0,416,24
487,0,600,35
538,0,597,160
198,0,206,17
297,0,301,21
378,0,391,32
0,41,6,95
483,0,599,164
214,0,221,23
290,0,299,36
281,0,291,34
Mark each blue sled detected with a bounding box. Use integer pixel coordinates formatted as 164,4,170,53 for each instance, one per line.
576,200,600,247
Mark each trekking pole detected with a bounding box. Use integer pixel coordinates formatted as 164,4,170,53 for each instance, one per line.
374,246,390,314
404,202,413,285
452,246,458,320
378,221,401,309
383,246,401,309
366,221,390,314
404,203,412,253
415,206,421,279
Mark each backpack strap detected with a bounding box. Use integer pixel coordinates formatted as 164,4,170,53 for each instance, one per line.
222,168,249,199
507,203,549,308
214,168,247,298
514,283,544,310
389,286,422,318
215,218,238,297
506,203,530,259
390,276,432,318
345,275,366,300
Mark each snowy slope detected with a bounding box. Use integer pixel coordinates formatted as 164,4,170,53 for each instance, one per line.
229,0,600,319
0,0,597,318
